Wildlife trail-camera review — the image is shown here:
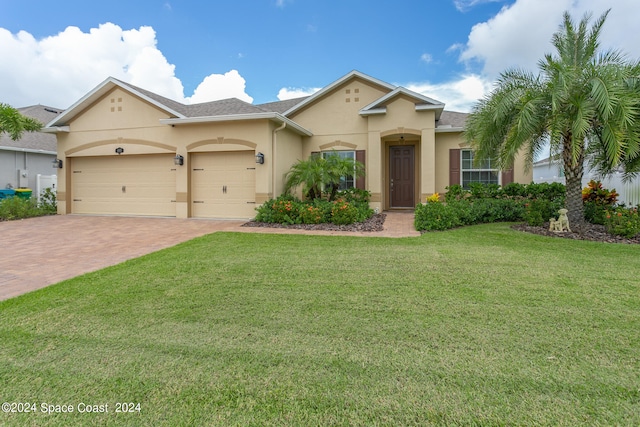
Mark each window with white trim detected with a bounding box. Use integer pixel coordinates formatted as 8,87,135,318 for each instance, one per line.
322,150,355,190
461,150,499,189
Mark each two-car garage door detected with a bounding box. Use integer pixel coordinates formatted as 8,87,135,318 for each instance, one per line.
70,151,256,218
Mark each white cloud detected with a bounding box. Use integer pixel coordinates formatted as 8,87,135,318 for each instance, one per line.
277,87,321,100
187,70,253,104
453,0,506,13
420,53,433,64
459,0,640,79
405,74,494,113
0,23,253,108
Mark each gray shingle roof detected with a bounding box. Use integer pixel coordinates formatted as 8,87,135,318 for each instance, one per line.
0,105,62,152
186,98,267,116
120,80,272,117
437,110,468,128
256,97,309,114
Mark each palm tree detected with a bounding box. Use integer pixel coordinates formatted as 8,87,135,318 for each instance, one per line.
0,103,42,140
464,10,640,226
284,152,365,201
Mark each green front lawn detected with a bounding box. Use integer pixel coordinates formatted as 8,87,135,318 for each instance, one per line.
1,224,638,426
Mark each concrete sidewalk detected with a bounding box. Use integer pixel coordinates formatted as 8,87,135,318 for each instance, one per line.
0,212,418,301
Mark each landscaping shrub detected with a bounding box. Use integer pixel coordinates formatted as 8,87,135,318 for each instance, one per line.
417,183,564,232
584,201,609,225
447,199,473,225
335,189,374,222
1,196,40,220
444,184,467,202
254,194,302,224
38,188,57,214
604,207,640,238
414,200,461,231
299,203,325,224
468,182,501,199
469,198,525,223
255,190,373,225
524,198,564,226
501,182,528,198
338,188,370,204
524,182,566,202
330,199,360,225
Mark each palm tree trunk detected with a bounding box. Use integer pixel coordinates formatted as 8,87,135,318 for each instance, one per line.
562,137,585,228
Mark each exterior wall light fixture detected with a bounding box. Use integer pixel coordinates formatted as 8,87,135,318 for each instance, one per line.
52,158,63,169
174,154,184,166
255,152,265,164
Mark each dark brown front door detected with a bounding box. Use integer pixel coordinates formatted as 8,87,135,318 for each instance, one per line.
390,145,415,208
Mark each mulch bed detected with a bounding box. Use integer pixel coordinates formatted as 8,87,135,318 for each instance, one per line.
241,213,386,232
242,214,639,243
511,222,640,244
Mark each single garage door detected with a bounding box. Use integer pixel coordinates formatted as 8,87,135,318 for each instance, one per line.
191,151,256,219
71,154,176,216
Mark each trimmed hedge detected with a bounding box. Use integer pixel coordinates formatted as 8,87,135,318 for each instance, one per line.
416,183,565,232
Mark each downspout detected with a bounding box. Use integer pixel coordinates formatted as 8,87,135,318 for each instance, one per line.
272,121,286,199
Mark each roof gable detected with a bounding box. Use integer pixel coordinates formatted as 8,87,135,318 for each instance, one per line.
359,87,445,120
46,78,187,128
283,70,396,117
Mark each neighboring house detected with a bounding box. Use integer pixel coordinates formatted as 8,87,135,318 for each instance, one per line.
44,70,531,219
534,156,640,206
1,105,61,194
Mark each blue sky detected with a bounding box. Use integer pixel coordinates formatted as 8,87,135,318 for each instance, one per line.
1,0,638,112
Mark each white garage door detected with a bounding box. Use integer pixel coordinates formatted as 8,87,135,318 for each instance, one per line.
191,151,256,219
71,154,176,216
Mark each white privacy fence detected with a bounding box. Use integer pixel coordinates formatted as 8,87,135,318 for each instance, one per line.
535,172,640,207
592,173,640,207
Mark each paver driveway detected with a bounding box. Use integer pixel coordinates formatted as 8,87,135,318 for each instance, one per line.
0,212,419,301
0,215,245,301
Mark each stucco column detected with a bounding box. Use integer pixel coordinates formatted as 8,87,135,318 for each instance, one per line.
367,130,382,212
421,128,436,201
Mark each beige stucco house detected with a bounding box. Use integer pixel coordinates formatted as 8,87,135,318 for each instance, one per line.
44,70,531,219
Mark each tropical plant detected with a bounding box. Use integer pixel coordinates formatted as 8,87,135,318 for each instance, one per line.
0,103,42,140
582,180,618,224
284,152,364,201
464,10,640,227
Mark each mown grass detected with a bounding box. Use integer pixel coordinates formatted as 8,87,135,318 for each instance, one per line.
1,224,639,426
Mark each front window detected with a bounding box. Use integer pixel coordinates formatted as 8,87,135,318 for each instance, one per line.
461,150,499,189
322,151,355,190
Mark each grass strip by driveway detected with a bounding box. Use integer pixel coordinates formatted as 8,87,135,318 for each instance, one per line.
0,223,638,426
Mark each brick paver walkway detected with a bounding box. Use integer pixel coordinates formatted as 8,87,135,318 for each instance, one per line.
0,212,418,301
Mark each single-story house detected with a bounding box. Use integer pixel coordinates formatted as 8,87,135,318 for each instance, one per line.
44,70,531,219
1,105,61,196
